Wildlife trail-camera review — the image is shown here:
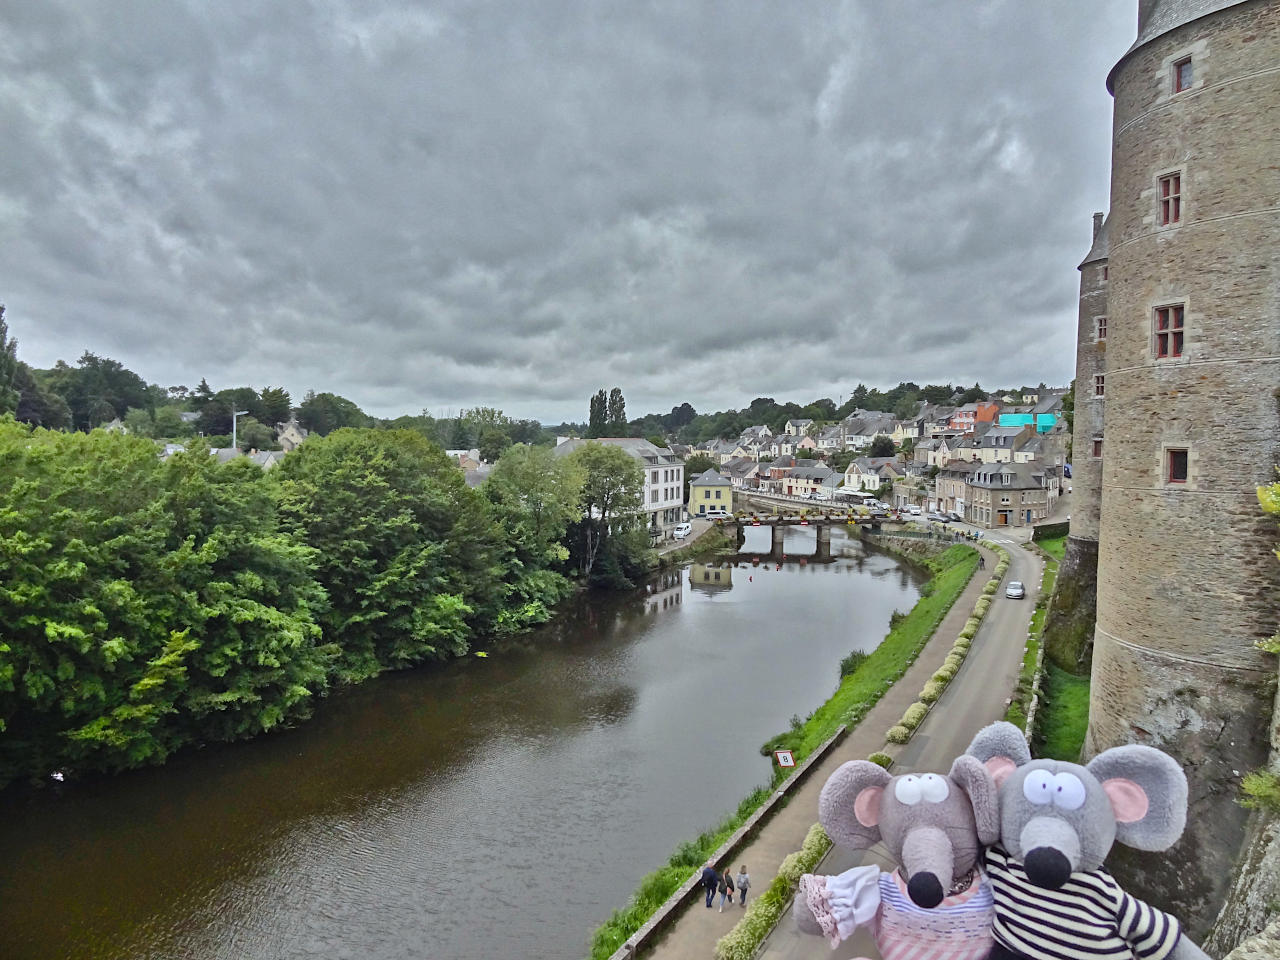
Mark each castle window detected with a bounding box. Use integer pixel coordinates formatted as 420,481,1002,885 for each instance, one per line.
1155,304,1185,358
1174,57,1193,93
1167,448,1188,483
1103,266,1108,281
1092,436,1103,459
1159,173,1181,225
1096,316,1107,341
1094,375,1105,397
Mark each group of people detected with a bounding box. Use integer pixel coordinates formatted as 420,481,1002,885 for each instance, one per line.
700,862,750,912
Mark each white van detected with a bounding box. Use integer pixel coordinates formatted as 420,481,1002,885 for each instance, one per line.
673,522,692,539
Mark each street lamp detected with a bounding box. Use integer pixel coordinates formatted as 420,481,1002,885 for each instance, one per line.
231,410,249,452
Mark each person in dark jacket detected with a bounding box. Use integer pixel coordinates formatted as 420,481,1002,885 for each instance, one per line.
701,862,719,908
717,868,735,912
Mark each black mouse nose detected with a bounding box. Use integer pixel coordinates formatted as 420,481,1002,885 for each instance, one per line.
1024,847,1072,889
907,872,944,908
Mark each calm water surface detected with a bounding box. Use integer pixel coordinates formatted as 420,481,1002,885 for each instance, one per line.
0,528,922,960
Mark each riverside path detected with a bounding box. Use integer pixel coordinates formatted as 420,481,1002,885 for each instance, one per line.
638,538,1042,960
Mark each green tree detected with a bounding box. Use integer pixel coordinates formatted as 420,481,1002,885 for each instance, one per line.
566,442,644,581
13,362,72,429
587,389,607,438
893,392,921,421
477,425,511,463
607,387,626,429
258,386,292,427
123,406,155,438
0,305,18,415
235,416,275,452
192,378,215,409
296,390,369,436
486,444,584,567
152,404,194,439
869,435,895,458
273,429,503,681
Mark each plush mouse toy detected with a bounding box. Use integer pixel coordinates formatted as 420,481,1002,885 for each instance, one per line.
794,755,999,958
965,721,1212,960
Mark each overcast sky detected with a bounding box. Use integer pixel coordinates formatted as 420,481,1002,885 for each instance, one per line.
1,1,1136,423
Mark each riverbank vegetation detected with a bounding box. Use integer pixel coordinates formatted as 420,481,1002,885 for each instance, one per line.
0,420,645,789
587,541,977,959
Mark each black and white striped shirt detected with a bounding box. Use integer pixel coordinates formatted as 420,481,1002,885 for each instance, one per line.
984,845,1182,960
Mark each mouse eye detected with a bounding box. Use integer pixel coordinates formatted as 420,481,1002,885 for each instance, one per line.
919,773,949,803
894,775,923,806
1023,769,1055,805
1051,773,1087,811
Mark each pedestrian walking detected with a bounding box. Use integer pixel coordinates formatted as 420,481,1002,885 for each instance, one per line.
717,868,734,911
735,865,751,907
700,861,719,908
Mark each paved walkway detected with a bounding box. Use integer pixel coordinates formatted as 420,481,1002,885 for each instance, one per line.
641,540,1040,960
655,518,716,557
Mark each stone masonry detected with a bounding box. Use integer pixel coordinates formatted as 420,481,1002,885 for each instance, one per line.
1085,0,1280,936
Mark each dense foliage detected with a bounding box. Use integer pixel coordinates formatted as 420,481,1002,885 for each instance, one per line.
0,421,596,789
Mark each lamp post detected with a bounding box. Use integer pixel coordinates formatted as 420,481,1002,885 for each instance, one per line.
232,409,249,453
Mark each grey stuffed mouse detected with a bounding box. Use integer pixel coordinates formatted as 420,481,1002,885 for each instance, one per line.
966,721,1212,960
794,755,999,957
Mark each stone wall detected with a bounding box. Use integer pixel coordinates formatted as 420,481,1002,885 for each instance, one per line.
1088,0,1280,935
1041,535,1099,673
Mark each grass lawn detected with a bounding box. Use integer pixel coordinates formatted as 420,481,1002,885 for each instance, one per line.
1037,534,1067,562
1034,663,1091,762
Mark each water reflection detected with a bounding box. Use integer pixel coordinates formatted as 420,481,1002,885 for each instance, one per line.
0,528,924,960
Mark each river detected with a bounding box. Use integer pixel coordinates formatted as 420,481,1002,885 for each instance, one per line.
0,527,923,960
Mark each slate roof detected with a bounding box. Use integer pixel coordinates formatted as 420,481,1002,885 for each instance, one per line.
690,469,730,486
1109,1,1250,90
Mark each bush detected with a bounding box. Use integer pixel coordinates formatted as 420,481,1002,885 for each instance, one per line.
868,751,894,769
900,702,928,730
885,725,912,744
919,680,944,703
974,598,990,617
995,562,1009,576
964,617,981,633
958,627,976,641
952,639,970,652
932,666,956,683
983,582,997,596
1241,770,1280,815
889,609,908,629
839,649,870,679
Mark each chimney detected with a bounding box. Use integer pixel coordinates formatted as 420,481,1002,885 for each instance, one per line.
1092,211,1104,241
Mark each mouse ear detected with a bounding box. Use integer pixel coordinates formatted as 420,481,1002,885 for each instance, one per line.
949,754,1000,846
965,722,1031,785
819,761,890,851
1086,746,1187,851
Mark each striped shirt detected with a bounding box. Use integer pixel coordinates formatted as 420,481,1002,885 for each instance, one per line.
984,845,1182,960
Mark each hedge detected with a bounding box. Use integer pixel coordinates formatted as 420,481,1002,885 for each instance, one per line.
886,725,912,744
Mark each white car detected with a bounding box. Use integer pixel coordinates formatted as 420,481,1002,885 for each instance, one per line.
906,505,922,515
703,508,731,520
1005,580,1026,599
673,522,692,539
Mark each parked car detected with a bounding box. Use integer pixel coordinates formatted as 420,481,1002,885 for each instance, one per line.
947,511,964,522
673,522,692,539
704,508,731,520
1005,580,1026,599
906,505,922,515
928,512,950,523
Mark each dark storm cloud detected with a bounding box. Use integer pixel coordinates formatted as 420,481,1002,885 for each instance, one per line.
0,0,1135,421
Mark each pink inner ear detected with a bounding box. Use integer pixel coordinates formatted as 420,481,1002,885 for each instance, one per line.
854,786,883,827
985,757,1016,787
1103,778,1149,823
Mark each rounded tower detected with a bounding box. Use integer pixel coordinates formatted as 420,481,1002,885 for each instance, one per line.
1043,214,1109,671
1088,0,1280,932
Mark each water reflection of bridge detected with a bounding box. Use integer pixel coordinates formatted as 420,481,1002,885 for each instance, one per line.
731,520,846,562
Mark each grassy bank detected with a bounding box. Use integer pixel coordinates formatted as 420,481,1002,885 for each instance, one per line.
1037,534,1067,562
1033,663,1091,761
586,541,978,960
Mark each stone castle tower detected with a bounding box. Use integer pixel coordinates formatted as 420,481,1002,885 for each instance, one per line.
1069,0,1280,935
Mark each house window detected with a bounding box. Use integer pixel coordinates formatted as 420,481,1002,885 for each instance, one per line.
1094,375,1105,397
714,489,721,499
1159,173,1181,225
1168,448,1189,483
1174,57,1193,93
1092,436,1103,459
1155,304,1185,358
652,470,659,483
651,489,659,503
1096,316,1107,341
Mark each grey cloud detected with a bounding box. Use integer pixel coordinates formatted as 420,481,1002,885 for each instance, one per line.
0,0,1135,422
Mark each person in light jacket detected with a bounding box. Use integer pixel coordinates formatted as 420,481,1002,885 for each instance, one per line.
735,865,751,907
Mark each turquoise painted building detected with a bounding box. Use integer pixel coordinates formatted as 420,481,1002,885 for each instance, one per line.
998,412,1057,433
